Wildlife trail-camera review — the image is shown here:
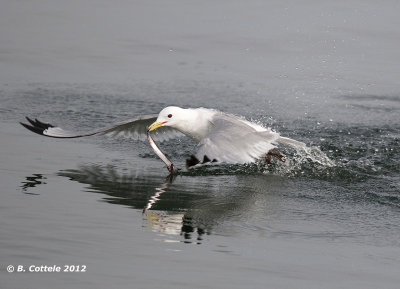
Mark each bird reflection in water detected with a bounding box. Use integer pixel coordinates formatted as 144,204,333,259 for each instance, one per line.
144,214,207,244
142,174,195,241
21,173,46,195
55,165,209,244
21,164,281,245
144,174,207,243
142,175,173,213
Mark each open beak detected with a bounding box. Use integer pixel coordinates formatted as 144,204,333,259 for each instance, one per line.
148,121,167,132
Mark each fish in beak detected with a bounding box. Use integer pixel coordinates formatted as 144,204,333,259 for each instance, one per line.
148,121,167,132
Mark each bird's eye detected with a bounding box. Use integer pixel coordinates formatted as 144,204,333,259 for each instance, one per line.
168,114,172,118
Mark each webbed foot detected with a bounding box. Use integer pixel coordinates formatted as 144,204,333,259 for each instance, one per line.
266,149,286,164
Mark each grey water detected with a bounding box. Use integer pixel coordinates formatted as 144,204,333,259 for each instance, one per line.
1,1,400,288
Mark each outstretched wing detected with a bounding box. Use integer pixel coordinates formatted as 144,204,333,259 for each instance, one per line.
194,114,280,164
20,115,183,141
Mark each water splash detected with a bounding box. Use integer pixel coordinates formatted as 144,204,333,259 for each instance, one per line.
263,136,335,177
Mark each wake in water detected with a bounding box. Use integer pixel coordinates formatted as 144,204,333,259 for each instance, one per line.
269,136,336,177
260,125,399,209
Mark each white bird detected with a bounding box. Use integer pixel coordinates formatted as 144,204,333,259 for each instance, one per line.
21,106,304,169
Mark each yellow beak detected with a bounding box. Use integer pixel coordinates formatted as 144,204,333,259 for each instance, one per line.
148,121,167,132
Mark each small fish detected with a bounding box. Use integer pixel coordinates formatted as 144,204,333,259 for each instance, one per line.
147,131,174,173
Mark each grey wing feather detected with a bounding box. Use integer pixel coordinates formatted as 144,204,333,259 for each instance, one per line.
195,115,280,164
20,115,183,141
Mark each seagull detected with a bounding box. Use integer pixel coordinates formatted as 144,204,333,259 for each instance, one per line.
20,106,305,170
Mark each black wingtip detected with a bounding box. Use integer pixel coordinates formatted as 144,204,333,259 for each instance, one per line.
20,121,47,136
25,116,36,126
25,117,54,129
20,117,54,136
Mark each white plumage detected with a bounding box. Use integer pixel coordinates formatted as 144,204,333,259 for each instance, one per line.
150,106,280,164
21,106,305,168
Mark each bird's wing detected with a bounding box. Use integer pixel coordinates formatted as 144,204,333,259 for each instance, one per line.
20,115,183,141
194,114,280,164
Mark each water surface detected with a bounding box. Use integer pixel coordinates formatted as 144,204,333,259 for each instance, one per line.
1,1,400,288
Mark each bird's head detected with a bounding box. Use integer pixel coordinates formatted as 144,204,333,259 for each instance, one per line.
148,106,186,132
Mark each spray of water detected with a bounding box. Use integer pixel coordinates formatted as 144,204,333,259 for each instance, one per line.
264,137,335,177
